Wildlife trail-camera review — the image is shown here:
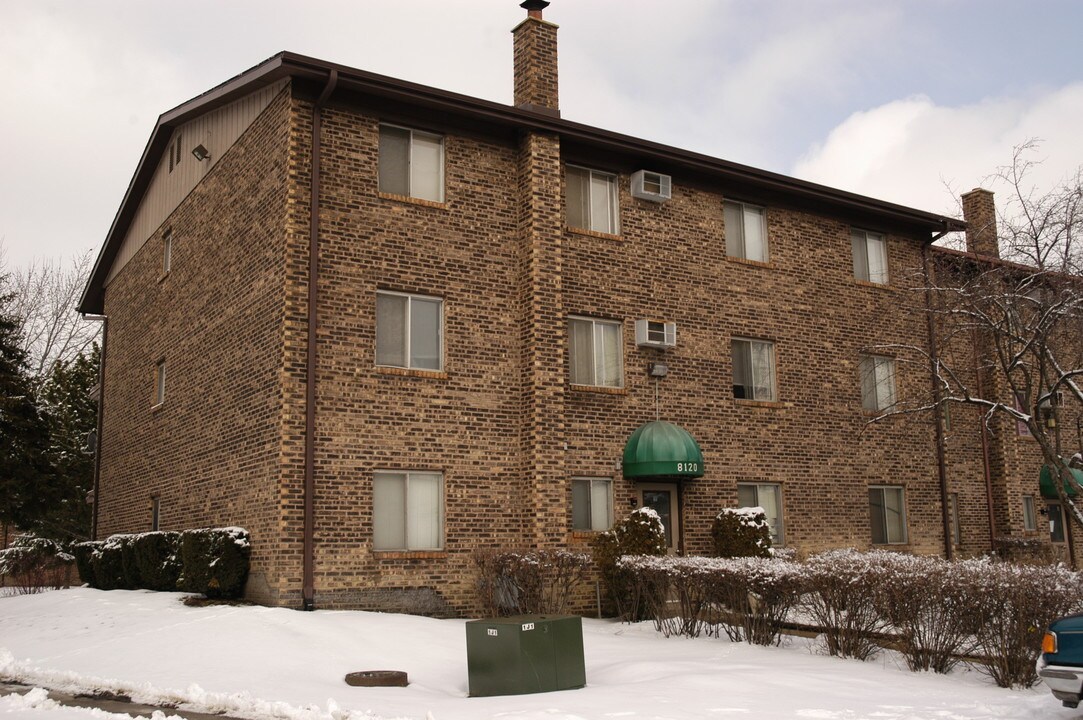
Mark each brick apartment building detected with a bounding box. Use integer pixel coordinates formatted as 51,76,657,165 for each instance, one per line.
78,1,1079,614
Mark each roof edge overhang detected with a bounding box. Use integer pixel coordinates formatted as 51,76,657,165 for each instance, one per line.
79,50,966,314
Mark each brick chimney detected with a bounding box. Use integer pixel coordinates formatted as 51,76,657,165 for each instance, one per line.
961,188,1000,258
512,0,559,116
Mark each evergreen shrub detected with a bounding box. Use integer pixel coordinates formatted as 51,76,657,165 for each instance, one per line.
178,527,251,598
711,507,771,558
72,541,101,587
590,507,666,619
133,532,181,591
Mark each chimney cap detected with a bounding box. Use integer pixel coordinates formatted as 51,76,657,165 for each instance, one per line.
520,0,550,11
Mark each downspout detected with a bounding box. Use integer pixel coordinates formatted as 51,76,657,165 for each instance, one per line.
972,329,997,549
91,315,108,541
303,70,338,611
922,243,953,560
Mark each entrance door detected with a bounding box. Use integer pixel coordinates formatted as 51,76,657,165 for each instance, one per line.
638,483,680,553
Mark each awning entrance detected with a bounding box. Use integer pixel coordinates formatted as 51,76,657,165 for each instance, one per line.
622,420,704,479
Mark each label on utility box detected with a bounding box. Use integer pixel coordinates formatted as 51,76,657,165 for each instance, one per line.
487,628,498,636
522,623,535,631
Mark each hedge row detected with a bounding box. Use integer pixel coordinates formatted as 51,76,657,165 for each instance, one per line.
619,549,1083,689
473,548,591,616
74,527,250,599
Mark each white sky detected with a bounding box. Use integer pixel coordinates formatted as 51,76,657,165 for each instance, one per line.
2,0,1081,270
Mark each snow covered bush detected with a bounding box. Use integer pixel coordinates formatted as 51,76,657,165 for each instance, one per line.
92,534,131,590
0,534,74,593
71,540,101,586
955,557,1083,688
132,532,181,591
711,507,771,558
178,527,251,599
875,553,976,673
618,555,805,645
472,548,590,616
991,536,1062,566
802,549,891,660
591,508,666,619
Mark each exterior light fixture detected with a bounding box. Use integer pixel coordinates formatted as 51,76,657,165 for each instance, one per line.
191,144,211,161
648,362,669,378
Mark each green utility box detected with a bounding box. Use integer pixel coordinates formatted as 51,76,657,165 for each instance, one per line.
465,614,586,697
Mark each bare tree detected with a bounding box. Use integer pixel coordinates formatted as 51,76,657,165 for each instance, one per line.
2,244,102,384
878,142,1083,530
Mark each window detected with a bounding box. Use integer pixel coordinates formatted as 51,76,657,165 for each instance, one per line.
737,483,784,545
1015,394,1032,436
566,165,619,235
949,493,961,546
1023,494,1037,531
378,124,444,202
569,317,623,388
731,338,776,401
724,200,768,262
372,471,443,550
1049,502,1066,543
162,230,172,274
151,497,160,532
869,486,907,544
852,229,888,284
859,355,897,411
154,360,166,406
572,478,612,531
376,291,443,371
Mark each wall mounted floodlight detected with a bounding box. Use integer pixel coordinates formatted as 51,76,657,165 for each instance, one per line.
648,362,669,378
191,144,211,161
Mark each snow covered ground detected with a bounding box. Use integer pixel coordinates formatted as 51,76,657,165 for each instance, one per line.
0,588,1077,720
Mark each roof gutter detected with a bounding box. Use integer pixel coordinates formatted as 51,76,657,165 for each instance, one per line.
303,69,338,611
922,243,953,560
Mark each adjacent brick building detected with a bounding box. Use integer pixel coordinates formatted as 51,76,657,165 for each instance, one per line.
79,2,1079,615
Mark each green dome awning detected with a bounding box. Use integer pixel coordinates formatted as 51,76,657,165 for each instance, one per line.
1040,464,1082,499
622,420,704,479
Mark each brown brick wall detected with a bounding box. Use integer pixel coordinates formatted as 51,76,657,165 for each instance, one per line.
97,86,297,604
96,78,1079,617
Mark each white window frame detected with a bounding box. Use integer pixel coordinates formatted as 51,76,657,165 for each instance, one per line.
565,165,620,235
1022,494,1037,531
869,485,907,545
724,200,768,262
153,359,166,406
852,228,889,284
162,230,172,274
372,471,444,551
859,355,897,411
378,123,445,203
572,477,613,532
568,316,623,388
736,482,784,545
375,291,444,371
731,338,777,401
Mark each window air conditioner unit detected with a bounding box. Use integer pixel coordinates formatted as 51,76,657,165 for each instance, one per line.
630,170,672,202
635,319,677,349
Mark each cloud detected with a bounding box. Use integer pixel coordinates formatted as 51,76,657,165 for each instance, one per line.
791,83,1083,217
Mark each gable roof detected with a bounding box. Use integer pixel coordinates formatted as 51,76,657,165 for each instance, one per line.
79,51,966,314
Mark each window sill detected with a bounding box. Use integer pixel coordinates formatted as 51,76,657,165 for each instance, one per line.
570,383,627,395
372,550,448,560
571,530,605,541
376,366,448,380
853,279,892,290
378,192,447,210
566,226,622,242
734,398,785,409
726,256,774,269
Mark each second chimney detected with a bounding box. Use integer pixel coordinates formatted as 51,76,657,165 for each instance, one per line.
513,0,559,116
961,188,1000,258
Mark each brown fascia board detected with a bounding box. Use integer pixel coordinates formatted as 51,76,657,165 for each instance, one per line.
79,50,966,314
